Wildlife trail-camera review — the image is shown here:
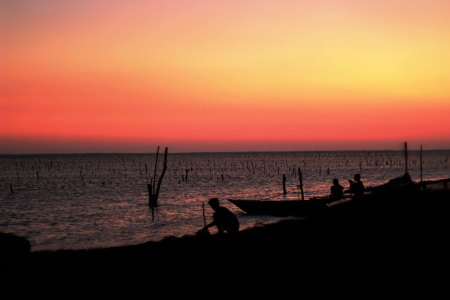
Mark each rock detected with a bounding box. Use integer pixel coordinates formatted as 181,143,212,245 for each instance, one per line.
0,232,31,273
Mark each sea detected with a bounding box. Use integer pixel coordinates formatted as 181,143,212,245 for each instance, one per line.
1,150,449,251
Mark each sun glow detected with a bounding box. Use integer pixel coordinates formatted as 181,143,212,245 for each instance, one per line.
1,0,450,153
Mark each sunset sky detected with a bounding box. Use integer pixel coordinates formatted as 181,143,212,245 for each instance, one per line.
1,0,450,153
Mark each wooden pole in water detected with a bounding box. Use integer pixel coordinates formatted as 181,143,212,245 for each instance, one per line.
298,168,304,201
404,142,408,174
154,147,168,206
151,204,155,222
152,146,160,195
282,174,287,195
202,202,207,228
420,145,423,182
148,183,155,222
148,146,168,209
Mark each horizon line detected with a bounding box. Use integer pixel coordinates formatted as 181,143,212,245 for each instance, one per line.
1,148,449,156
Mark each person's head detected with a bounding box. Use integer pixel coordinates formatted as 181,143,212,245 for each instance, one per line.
208,198,220,210
354,174,361,181
333,178,339,185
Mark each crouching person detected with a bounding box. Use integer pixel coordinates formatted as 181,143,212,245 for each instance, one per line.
204,198,239,234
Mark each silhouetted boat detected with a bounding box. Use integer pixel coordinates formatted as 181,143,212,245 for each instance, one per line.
227,198,330,217
228,174,450,217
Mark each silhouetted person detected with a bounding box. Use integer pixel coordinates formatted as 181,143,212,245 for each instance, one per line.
348,174,365,196
204,198,239,234
330,178,344,200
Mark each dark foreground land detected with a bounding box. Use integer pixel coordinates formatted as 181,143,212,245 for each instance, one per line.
2,186,450,297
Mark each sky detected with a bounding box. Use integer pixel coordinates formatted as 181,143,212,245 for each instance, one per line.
1,0,450,153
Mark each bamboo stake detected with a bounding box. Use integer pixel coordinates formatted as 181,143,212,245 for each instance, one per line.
153,147,168,206
148,146,168,209
147,183,153,206
202,202,207,227
404,141,408,174
147,183,155,221
298,168,304,201
420,145,423,182
152,146,160,195
151,204,155,222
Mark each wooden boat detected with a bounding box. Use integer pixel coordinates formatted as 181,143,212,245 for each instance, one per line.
227,198,330,217
228,175,450,217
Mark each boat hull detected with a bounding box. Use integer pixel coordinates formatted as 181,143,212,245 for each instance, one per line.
227,199,327,217
228,177,450,217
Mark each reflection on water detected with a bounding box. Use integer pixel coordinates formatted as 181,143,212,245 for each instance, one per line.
0,150,449,251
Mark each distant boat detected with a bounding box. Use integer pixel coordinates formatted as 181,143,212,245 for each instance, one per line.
228,175,450,217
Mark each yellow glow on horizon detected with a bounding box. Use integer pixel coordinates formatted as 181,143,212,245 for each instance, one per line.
1,0,450,152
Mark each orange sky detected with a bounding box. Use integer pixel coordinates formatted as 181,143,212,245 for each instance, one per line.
1,0,450,153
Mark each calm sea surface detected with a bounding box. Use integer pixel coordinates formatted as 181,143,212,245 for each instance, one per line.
1,150,449,251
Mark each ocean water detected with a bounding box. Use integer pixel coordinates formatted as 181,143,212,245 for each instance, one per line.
1,150,449,251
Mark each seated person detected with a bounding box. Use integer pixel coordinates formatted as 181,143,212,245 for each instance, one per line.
330,178,344,200
348,174,365,196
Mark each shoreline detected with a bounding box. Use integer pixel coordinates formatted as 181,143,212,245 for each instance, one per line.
3,186,450,296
